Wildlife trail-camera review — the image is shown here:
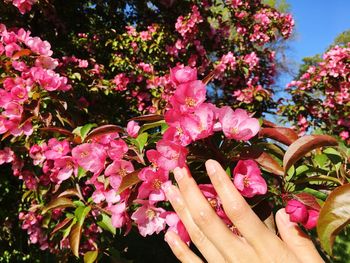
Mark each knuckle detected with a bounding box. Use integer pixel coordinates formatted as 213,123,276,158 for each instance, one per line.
189,228,206,246
192,207,216,228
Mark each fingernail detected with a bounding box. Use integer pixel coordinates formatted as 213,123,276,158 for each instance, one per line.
173,167,184,181
278,209,297,228
164,185,178,200
205,159,217,175
165,231,176,246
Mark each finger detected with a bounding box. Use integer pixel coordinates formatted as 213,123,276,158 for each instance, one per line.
276,209,324,263
174,167,252,262
205,159,276,248
165,231,203,263
165,185,226,263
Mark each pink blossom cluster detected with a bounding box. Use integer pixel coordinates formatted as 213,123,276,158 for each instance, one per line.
0,24,71,137
12,66,265,251
127,65,263,240
19,211,48,250
285,44,350,141
175,6,203,39
230,4,294,46
285,199,319,229
5,0,37,14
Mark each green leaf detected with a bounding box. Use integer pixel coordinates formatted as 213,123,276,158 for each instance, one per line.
70,206,91,257
84,250,98,263
295,165,309,176
138,120,166,134
77,167,87,180
314,154,328,168
80,124,97,140
42,197,75,214
75,206,91,226
225,166,231,177
135,132,148,152
317,184,350,255
97,213,116,235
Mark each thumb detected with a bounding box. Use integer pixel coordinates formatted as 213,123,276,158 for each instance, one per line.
275,209,324,263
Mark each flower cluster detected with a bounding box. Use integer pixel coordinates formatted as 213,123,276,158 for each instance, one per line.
281,44,350,142
0,24,71,138
5,0,37,14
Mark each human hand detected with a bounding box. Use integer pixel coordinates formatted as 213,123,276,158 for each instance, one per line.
163,159,324,263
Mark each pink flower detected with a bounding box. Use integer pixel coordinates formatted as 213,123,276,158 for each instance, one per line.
340,131,349,140
233,160,267,198
156,139,188,171
107,139,128,160
0,147,15,165
131,201,166,236
126,120,140,138
285,199,308,223
170,65,197,85
137,168,171,202
165,212,190,244
105,160,134,190
303,210,319,230
170,80,206,113
109,202,131,231
218,107,260,141
44,138,70,160
180,103,216,141
29,144,46,165
71,143,106,174
54,156,77,182
199,184,231,225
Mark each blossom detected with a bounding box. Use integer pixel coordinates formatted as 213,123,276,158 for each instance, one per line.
170,65,197,85
218,107,260,141
303,210,319,229
165,212,190,244
131,201,166,237
71,143,107,174
126,120,140,138
44,139,70,160
156,139,188,171
105,160,134,190
53,156,77,182
285,199,308,223
137,168,171,202
180,103,216,141
170,80,206,113
233,160,267,198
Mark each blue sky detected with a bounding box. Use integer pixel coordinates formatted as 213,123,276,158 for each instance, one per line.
287,0,350,70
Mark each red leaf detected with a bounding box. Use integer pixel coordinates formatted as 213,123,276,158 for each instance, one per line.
117,169,141,194
50,217,72,237
130,114,164,122
317,184,350,255
202,70,216,85
12,49,31,59
42,197,75,214
294,192,321,211
262,119,277,128
259,127,299,146
40,127,74,138
233,147,283,176
283,135,338,174
255,152,284,176
84,125,125,142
